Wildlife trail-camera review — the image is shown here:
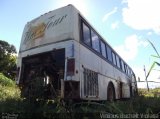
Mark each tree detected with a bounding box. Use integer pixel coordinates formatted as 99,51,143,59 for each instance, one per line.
0,40,17,79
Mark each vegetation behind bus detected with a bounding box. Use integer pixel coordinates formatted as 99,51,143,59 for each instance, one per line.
0,40,17,79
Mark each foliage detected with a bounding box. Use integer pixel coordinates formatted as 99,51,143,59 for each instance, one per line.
0,73,20,101
0,73,15,87
0,40,17,79
138,88,160,97
0,73,160,119
1,72,160,118
146,40,160,81
1,87,160,118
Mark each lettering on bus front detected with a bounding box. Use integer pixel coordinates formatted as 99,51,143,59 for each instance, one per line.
24,14,67,44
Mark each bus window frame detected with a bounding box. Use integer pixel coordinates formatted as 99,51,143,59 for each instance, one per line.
79,15,132,77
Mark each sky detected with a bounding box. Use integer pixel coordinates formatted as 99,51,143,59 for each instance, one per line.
0,0,160,89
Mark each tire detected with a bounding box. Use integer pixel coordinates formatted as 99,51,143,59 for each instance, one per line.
107,82,115,101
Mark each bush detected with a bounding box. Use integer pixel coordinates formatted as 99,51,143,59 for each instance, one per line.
0,73,14,87
0,74,160,119
0,73,20,100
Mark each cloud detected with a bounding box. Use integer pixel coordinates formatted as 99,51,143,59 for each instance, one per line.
121,0,128,4
111,21,119,30
147,32,152,36
114,34,148,61
122,0,160,34
102,7,118,22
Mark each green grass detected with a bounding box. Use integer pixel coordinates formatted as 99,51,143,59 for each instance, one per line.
0,74,160,118
0,73,15,87
138,88,160,97
0,73,20,101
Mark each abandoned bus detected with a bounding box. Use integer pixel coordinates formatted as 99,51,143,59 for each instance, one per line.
16,5,137,101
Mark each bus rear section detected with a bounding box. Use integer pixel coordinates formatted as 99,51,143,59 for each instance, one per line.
18,44,80,100
19,49,64,99
16,5,81,100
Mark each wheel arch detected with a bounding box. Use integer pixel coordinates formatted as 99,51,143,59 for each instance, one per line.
107,81,116,101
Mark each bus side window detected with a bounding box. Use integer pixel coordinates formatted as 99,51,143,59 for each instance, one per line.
82,22,91,46
91,30,100,53
112,52,116,66
124,63,127,73
106,45,112,62
100,41,107,58
126,66,129,76
116,55,120,68
129,68,131,77
121,60,125,72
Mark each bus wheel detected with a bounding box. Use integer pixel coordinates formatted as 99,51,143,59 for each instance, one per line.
107,82,115,101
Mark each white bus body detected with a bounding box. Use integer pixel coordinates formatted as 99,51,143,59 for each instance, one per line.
17,5,137,101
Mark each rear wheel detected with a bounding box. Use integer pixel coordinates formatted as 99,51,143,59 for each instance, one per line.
107,82,115,101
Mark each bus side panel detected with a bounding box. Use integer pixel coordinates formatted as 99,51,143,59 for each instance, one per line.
79,44,120,101
122,84,131,98
113,67,131,98
99,59,115,100
79,45,101,100
98,75,108,100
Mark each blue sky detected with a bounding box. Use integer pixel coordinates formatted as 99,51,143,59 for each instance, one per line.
1,0,160,88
